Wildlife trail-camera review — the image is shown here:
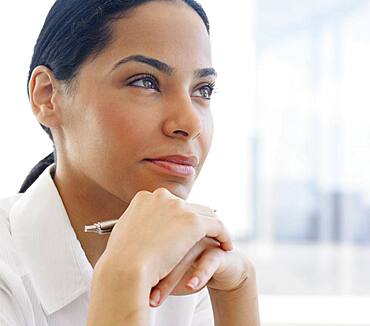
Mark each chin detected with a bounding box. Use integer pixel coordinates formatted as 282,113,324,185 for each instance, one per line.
151,181,191,200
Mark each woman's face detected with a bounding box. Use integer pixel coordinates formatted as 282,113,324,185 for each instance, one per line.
57,1,215,201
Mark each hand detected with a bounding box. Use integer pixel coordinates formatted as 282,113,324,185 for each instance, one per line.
148,236,221,306
190,245,252,292
149,224,252,306
97,187,234,300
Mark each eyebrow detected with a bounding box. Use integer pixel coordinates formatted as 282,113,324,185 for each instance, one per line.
110,54,217,79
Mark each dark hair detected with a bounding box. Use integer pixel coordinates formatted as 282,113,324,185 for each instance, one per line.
19,0,210,193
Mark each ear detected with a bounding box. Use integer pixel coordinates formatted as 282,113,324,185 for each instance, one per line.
28,66,64,129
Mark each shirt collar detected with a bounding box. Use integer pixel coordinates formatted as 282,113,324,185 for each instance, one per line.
9,163,93,315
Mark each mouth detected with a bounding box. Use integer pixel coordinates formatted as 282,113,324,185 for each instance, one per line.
144,159,196,178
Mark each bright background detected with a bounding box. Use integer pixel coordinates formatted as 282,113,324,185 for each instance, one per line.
1,0,370,325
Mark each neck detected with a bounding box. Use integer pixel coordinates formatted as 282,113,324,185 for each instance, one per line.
52,162,129,268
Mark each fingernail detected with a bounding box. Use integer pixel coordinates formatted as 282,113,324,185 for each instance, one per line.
187,276,200,289
150,289,161,306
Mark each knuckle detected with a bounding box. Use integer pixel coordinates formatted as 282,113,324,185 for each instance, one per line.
183,212,202,228
135,189,151,198
201,237,219,248
159,281,171,292
132,190,151,204
170,197,184,209
207,253,218,266
153,187,169,197
243,255,256,275
197,267,211,280
217,219,230,237
216,218,224,228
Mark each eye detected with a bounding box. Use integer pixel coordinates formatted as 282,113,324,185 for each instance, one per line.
128,74,159,91
193,83,215,100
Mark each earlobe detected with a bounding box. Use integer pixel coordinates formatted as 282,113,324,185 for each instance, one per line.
29,66,61,128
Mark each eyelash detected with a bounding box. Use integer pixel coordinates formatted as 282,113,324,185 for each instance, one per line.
128,74,216,100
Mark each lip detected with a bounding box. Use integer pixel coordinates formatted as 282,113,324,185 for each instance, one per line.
144,159,196,177
146,155,199,167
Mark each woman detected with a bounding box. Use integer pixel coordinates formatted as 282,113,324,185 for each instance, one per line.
0,0,260,325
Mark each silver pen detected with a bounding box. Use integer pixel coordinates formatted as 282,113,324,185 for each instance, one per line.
84,209,217,235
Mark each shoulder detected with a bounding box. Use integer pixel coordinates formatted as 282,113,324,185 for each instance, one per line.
0,194,36,325
0,193,25,274
0,193,30,280
0,194,23,228
0,193,23,251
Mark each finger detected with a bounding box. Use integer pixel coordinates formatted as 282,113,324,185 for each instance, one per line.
186,247,224,291
184,202,217,217
200,216,234,251
153,188,218,218
154,190,226,248
154,189,217,216
149,237,220,307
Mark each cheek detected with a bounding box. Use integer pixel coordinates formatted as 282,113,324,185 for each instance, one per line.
107,109,154,136
89,100,159,154
202,113,214,151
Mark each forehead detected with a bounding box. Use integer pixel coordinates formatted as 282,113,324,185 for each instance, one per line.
90,1,212,73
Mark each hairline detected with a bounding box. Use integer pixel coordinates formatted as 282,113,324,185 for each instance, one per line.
61,0,209,97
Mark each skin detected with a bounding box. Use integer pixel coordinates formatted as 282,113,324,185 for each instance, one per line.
29,1,215,267
29,2,260,323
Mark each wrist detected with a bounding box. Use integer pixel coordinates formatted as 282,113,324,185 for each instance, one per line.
88,255,151,326
207,262,260,326
94,252,151,296
208,259,257,298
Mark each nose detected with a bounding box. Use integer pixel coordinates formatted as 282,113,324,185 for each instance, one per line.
162,94,203,140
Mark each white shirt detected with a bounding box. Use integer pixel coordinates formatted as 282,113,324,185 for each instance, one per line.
0,164,214,326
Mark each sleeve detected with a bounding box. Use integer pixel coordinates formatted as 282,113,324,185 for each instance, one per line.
191,287,215,326
0,260,36,326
